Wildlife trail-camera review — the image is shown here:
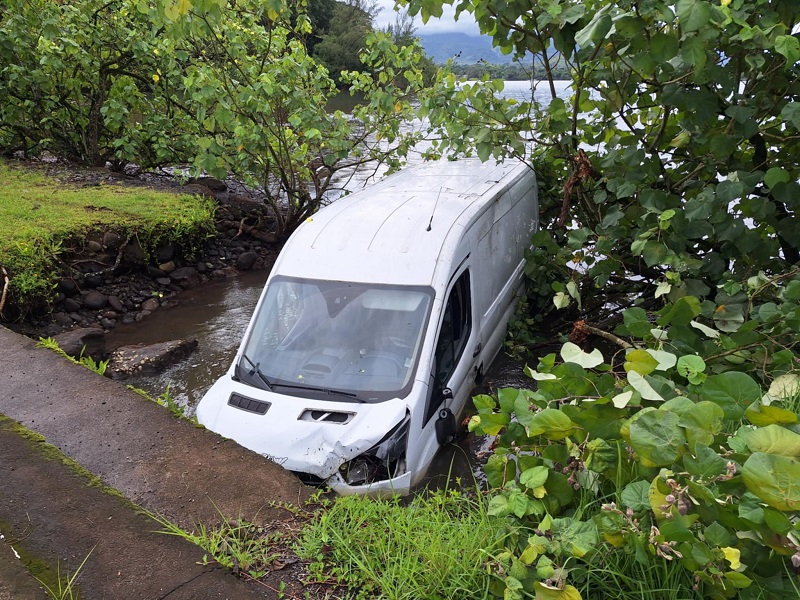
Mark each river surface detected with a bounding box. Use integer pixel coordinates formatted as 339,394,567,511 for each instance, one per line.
106,80,561,489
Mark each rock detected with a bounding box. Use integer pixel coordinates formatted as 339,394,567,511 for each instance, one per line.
101,310,119,319
62,297,82,313
106,338,198,379
190,176,228,196
52,312,74,327
56,278,78,296
222,194,264,219
123,238,146,263
83,290,108,310
180,183,216,199
53,327,106,359
103,231,124,250
135,310,151,321
169,266,200,288
108,295,124,312
196,262,207,273
100,318,116,329
141,297,160,312
86,240,103,253
159,261,176,274
84,275,104,288
236,251,258,271
155,244,175,262
156,277,172,286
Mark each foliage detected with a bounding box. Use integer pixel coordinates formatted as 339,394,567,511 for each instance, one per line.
127,384,193,422
295,489,506,599
151,0,427,237
37,338,109,376
153,510,282,580
0,0,196,168
467,273,800,599
0,161,215,319
313,0,375,78
33,547,93,600
404,0,798,329
1,0,434,241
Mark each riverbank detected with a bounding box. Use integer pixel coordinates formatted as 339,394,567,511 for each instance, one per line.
1,158,280,344
0,325,314,599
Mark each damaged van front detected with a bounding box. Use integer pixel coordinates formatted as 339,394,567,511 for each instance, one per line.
196,276,435,495
197,157,538,495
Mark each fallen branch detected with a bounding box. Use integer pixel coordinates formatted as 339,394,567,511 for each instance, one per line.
573,319,635,349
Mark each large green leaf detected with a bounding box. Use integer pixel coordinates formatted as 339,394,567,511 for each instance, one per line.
742,453,800,511
699,373,762,420
627,410,686,467
745,424,800,458
527,409,578,440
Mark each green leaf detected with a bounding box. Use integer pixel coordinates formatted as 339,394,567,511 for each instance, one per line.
775,34,800,67
677,355,706,384
561,342,604,368
764,167,791,189
781,102,800,130
704,522,733,547
621,480,651,511
575,9,612,47
745,402,799,427
520,465,549,490
657,297,701,327
621,307,653,337
683,444,728,479
527,409,577,440
624,349,659,376
742,452,800,511
677,0,711,33
628,410,686,467
627,371,664,401
745,424,800,458
700,373,762,420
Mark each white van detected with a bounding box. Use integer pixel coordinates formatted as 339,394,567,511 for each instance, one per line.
196,157,538,495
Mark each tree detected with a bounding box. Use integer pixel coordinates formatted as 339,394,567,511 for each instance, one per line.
0,0,432,239
398,0,800,596
405,0,798,325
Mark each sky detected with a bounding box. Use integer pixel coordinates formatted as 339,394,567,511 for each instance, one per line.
372,0,483,36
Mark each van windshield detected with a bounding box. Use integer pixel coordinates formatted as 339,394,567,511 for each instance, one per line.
237,277,434,403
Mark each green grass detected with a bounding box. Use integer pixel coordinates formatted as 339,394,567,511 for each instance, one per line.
0,159,215,317
295,490,505,600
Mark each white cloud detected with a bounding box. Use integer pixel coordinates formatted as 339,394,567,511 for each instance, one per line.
372,0,482,36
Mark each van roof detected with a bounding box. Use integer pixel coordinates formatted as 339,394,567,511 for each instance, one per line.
274,158,534,286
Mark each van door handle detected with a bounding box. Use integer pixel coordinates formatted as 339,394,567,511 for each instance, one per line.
472,343,482,357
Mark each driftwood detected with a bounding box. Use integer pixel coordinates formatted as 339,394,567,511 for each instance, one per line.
218,219,280,244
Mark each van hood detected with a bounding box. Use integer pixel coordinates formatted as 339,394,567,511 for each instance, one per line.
196,378,408,479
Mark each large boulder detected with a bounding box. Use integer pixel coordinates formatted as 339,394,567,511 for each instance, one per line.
53,327,106,360
106,339,198,380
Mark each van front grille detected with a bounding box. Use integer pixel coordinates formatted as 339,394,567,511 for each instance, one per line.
228,393,270,415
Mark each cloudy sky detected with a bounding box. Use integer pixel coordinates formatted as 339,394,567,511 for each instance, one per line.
372,0,482,36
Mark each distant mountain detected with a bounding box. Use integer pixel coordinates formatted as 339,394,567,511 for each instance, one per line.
417,32,520,65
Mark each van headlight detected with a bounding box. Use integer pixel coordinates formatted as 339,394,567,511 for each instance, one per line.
339,415,410,486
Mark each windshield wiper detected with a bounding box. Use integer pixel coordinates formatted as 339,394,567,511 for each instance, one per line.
238,353,273,392
270,382,363,402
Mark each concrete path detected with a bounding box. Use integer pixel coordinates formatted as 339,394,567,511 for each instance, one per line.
0,326,313,599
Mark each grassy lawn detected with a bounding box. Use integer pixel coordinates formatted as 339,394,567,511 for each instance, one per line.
0,160,215,318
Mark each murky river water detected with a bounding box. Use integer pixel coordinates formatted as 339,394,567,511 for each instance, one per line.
106,80,565,489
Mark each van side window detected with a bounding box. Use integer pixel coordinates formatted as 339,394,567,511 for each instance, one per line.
426,271,472,423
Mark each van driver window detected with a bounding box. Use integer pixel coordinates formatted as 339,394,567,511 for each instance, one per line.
427,270,472,422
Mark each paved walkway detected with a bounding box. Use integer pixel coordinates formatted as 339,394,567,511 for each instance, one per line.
0,326,312,599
